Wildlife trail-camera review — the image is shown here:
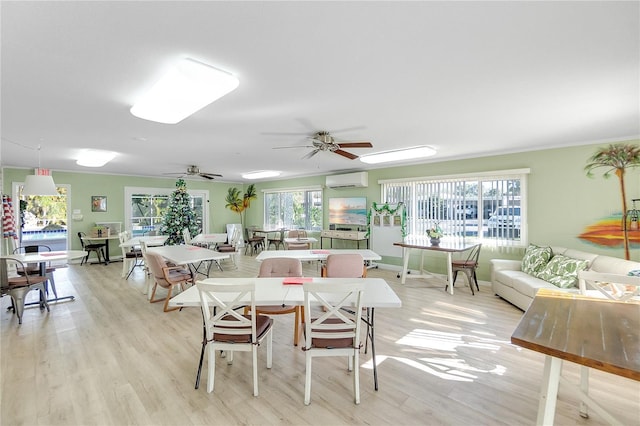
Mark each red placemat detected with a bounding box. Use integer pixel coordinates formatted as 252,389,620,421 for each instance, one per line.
283,277,313,285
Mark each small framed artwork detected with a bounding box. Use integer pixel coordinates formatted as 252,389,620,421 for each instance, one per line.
373,215,381,226
91,196,107,212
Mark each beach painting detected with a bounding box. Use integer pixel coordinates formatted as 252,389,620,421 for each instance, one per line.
329,197,367,225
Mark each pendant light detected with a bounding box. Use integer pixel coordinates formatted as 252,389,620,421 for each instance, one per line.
22,145,58,196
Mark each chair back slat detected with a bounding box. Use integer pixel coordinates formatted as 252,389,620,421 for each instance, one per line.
197,282,257,341
303,282,364,346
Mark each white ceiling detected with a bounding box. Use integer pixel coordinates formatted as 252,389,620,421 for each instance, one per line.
1,1,638,183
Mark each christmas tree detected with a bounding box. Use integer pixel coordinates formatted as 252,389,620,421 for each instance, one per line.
160,179,199,245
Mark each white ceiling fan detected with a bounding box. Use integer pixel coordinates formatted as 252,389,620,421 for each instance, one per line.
163,165,222,180
274,131,373,160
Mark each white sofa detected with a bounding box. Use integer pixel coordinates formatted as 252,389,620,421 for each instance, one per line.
490,246,640,310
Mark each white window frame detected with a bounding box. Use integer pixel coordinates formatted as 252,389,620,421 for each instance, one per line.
262,185,323,231
379,169,529,247
124,186,210,235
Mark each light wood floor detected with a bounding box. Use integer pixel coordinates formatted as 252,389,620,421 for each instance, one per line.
2,253,639,425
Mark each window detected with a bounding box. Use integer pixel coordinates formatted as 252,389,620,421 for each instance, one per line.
125,187,209,236
380,169,529,247
263,187,323,231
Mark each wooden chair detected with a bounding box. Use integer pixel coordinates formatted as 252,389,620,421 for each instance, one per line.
244,258,304,345
447,244,481,295
303,281,365,405
267,228,286,250
286,230,311,250
145,251,193,312
197,281,273,396
77,231,106,265
0,257,50,324
321,253,367,278
244,227,264,255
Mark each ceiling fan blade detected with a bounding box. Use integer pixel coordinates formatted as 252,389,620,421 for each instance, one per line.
337,142,373,148
273,145,314,150
334,149,359,160
200,172,222,179
302,149,320,159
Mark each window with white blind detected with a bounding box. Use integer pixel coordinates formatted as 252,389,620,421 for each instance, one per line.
263,186,323,231
380,169,529,247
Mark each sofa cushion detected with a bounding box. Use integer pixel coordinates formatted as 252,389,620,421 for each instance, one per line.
494,269,531,288
511,275,558,299
537,254,589,288
521,244,552,275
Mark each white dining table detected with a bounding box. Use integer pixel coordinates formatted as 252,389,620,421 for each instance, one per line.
147,244,230,276
169,276,402,391
256,248,381,262
190,233,228,247
2,250,88,303
119,235,168,249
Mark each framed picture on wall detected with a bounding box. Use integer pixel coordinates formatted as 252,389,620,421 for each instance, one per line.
91,196,107,212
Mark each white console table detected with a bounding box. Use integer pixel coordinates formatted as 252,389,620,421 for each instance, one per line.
320,230,369,249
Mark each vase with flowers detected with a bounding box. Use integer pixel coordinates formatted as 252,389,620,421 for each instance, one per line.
427,222,443,246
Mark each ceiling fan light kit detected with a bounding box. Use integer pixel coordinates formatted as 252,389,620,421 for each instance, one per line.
130,57,239,124
275,130,373,160
360,146,437,164
164,165,222,180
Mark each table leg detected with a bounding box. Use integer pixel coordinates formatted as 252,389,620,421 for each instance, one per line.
537,356,562,426
24,262,75,304
104,239,110,264
369,308,378,391
446,252,454,295
400,247,410,284
195,310,207,389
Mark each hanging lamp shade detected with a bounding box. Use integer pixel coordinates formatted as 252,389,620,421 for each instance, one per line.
23,173,58,196
23,175,58,196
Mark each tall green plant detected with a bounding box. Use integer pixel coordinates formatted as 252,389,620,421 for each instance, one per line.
585,143,640,260
225,184,257,227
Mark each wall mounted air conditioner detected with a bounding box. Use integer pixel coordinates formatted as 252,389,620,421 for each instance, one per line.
326,171,369,189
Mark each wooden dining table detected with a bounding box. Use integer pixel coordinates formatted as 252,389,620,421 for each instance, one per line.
511,288,640,425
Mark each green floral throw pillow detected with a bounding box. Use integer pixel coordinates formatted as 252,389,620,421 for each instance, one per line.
537,254,589,288
521,244,552,275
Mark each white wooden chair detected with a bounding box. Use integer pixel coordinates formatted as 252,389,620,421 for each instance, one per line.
578,270,640,301
197,281,273,396
302,281,365,405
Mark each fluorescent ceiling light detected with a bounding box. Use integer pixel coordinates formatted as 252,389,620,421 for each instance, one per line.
77,150,117,167
130,58,239,124
23,175,58,196
242,170,281,180
359,146,437,164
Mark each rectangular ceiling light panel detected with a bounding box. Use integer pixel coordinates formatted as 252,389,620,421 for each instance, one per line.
130,58,239,124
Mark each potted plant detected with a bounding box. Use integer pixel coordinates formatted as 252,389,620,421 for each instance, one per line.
224,184,257,228
585,143,640,260
427,222,443,246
